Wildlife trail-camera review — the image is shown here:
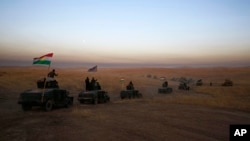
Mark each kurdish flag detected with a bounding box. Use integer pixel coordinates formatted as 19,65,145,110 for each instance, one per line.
33,53,53,65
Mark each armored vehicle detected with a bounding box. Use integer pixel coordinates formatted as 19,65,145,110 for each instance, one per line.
196,79,203,86
222,79,233,86
78,90,110,104
178,83,190,90
158,87,173,94
18,88,73,111
18,78,73,111
158,81,173,94
120,90,142,99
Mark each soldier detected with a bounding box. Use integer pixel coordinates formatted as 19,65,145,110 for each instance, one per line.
96,81,101,90
90,77,97,90
162,81,168,87
85,77,90,91
47,69,58,78
47,69,58,88
210,82,213,86
126,81,134,90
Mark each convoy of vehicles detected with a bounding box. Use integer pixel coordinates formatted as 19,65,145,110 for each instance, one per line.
17,75,233,111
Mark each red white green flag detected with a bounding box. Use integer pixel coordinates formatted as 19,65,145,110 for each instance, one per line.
33,53,53,65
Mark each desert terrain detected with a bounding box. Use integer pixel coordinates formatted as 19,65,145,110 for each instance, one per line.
0,67,250,141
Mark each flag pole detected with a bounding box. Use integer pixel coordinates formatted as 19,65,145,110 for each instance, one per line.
41,64,51,103
33,53,53,103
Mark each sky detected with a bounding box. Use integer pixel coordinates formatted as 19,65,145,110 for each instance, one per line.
0,0,250,67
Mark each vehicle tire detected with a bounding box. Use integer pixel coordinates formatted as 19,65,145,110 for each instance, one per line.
80,100,85,104
138,93,142,98
93,98,98,105
69,97,74,105
44,100,53,111
64,99,69,108
22,104,32,111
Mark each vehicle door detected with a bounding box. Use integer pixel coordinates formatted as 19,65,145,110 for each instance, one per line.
53,89,66,105
97,91,105,102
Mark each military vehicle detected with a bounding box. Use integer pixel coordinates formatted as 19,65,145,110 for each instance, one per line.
222,79,233,86
18,78,73,111
178,83,190,90
78,90,110,104
37,78,59,88
120,90,142,99
158,80,173,94
196,79,203,86
158,87,173,94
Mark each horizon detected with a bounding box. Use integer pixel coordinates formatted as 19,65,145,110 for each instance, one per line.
0,59,249,68
1,0,250,67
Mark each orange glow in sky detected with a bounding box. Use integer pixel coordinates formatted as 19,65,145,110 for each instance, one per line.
0,0,250,67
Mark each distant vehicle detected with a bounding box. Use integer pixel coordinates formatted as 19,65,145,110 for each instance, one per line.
18,88,73,111
18,78,73,111
196,79,203,86
222,79,233,86
78,90,110,104
120,90,142,99
158,87,173,94
158,81,173,94
178,83,190,90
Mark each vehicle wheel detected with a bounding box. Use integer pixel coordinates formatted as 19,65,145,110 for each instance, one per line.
65,98,73,108
64,99,69,108
93,98,98,105
80,100,85,104
22,104,32,111
138,93,142,98
44,100,53,111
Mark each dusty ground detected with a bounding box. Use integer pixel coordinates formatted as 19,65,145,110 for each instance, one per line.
0,67,250,141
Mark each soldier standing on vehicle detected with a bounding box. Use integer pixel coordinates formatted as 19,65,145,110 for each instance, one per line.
47,69,58,87
85,77,90,91
48,69,58,79
127,81,134,90
90,77,97,90
162,81,168,87
96,81,101,90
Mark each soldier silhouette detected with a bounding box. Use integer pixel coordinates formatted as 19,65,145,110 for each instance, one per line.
85,77,90,91
47,69,58,79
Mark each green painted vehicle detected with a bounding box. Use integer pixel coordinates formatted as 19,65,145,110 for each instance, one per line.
18,79,73,111
196,79,203,86
222,79,233,86
120,90,142,99
78,90,110,104
18,88,73,111
158,87,173,94
178,83,190,90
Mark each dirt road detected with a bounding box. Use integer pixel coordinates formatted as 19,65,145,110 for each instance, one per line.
1,98,250,141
